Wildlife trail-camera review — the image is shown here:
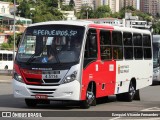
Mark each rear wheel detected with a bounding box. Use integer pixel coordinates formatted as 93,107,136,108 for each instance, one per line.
80,83,96,109
25,99,37,108
126,81,136,101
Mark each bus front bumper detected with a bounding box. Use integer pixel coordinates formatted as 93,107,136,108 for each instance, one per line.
13,79,81,101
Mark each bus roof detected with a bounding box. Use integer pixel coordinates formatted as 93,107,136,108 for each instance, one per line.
114,26,151,34
27,20,151,35
153,35,160,43
28,20,94,27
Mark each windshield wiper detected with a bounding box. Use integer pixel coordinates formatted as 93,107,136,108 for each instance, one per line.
26,45,45,65
26,53,37,65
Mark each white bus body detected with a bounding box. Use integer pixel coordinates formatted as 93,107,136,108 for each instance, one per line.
0,50,14,70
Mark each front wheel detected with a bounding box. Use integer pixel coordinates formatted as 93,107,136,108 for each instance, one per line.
80,85,96,109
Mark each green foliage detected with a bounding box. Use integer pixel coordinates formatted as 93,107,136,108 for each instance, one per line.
79,6,94,19
1,33,22,50
118,6,152,21
17,0,64,23
78,5,111,19
1,43,13,50
69,0,75,8
61,5,74,11
153,21,160,34
111,12,121,18
95,5,111,18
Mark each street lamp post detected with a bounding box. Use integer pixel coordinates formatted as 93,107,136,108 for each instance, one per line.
86,8,91,19
86,10,88,19
13,0,16,60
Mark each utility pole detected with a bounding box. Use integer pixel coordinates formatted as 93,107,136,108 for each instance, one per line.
13,0,16,60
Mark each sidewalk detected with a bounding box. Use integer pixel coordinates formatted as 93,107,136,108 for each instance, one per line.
0,75,12,83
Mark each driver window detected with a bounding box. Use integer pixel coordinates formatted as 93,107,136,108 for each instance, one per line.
84,29,98,59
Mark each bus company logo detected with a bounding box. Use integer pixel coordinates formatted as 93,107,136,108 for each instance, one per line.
33,30,38,35
2,112,11,117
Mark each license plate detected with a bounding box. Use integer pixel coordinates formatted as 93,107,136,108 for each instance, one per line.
42,71,60,79
35,94,48,99
42,74,58,79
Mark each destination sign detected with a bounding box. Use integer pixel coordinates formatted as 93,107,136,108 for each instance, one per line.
32,29,77,37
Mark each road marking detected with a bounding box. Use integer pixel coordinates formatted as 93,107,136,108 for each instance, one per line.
141,107,160,111
110,117,120,120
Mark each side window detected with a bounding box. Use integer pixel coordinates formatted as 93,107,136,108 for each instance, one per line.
8,54,13,61
84,29,98,59
100,30,112,60
112,31,123,60
123,32,133,60
143,34,152,59
133,33,143,59
0,54,2,60
3,54,7,61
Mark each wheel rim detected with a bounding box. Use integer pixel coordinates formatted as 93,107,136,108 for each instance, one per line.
129,83,135,99
86,90,95,105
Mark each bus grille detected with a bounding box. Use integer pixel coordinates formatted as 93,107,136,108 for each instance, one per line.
28,88,56,94
26,78,42,83
43,79,61,83
26,78,61,84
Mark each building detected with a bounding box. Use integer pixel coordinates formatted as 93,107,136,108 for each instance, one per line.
108,0,119,13
82,0,94,9
85,13,151,30
119,0,138,10
95,0,120,13
140,0,160,16
0,1,10,14
61,11,77,20
0,1,32,45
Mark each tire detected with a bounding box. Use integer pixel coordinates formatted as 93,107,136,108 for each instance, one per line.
126,81,136,102
80,84,96,109
116,81,136,102
25,99,37,108
134,90,140,100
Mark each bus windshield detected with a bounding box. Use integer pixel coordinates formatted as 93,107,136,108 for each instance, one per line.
16,25,85,64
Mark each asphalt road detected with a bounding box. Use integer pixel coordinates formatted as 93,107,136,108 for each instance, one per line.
0,77,160,120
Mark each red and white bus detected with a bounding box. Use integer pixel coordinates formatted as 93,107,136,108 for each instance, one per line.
13,21,153,108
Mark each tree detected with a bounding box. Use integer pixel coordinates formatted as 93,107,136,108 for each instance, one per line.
153,21,160,34
78,6,94,19
69,0,75,9
17,0,30,18
61,5,73,11
95,5,111,18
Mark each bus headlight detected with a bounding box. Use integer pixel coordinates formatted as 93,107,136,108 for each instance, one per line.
61,71,77,84
13,72,23,83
